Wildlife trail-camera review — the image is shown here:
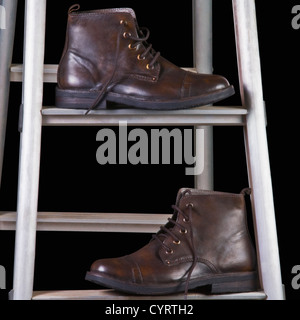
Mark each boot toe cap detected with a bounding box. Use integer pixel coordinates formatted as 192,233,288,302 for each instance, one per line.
183,72,231,97
88,256,142,284
90,257,127,279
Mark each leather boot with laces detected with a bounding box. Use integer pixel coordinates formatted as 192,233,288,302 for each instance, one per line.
85,188,259,296
56,5,235,113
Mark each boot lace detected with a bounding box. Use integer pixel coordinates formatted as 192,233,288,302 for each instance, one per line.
86,21,160,114
124,26,160,70
152,199,197,299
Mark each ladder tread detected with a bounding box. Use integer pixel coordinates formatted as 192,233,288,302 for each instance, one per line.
0,211,170,233
31,289,267,300
42,106,247,115
41,106,247,126
10,64,197,83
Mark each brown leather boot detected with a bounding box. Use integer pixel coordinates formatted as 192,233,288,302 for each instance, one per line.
86,188,259,295
56,5,234,112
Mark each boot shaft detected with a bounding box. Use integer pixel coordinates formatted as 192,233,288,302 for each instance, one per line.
56,5,234,111
177,189,250,239
58,6,158,90
65,7,137,56
162,188,257,273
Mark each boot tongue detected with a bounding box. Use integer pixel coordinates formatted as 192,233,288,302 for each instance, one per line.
68,5,137,19
156,188,191,239
105,8,139,31
152,188,192,245
103,8,136,19
117,8,136,19
175,188,191,206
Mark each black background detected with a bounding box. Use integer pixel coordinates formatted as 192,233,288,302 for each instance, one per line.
0,0,299,301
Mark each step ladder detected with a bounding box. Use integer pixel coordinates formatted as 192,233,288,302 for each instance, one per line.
0,0,284,300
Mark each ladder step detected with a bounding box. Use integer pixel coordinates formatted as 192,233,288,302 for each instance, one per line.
0,211,170,233
31,289,267,300
10,64,58,83
10,64,196,83
42,106,247,126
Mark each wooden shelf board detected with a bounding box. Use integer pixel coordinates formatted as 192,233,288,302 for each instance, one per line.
41,106,247,127
32,289,267,300
0,211,170,233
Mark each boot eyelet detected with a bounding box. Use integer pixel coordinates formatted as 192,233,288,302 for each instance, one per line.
146,64,154,70
173,240,181,245
166,249,174,255
183,190,192,197
137,54,145,61
186,203,194,208
123,32,131,39
120,20,128,26
183,218,189,223
128,43,137,50
180,229,188,234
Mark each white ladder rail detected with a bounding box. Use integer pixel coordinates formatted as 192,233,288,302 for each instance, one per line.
0,0,18,188
193,0,214,190
12,0,47,301
232,0,284,300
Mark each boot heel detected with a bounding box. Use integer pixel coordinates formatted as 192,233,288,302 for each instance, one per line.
210,273,259,294
55,87,107,110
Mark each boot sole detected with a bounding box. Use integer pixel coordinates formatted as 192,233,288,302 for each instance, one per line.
85,271,259,296
55,86,235,111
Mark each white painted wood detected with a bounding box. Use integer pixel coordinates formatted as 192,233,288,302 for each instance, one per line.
10,63,58,83
0,211,171,233
41,106,247,126
0,0,18,187
42,106,247,116
232,0,284,300
10,64,195,83
12,0,47,301
32,289,267,300
193,0,214,191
